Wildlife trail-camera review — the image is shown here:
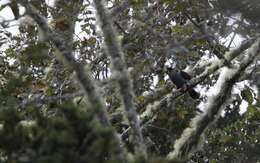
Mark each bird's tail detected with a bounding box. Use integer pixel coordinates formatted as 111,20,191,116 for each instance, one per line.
187,88,200,100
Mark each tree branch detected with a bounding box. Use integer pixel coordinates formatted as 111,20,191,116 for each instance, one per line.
18,0,110,124
93,0,147,159
182,10,232,67
140,37,257,126
17,0,127,161
168,37,260,159
136,82,174,112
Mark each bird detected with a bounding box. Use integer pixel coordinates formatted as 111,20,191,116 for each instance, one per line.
155,66,200,100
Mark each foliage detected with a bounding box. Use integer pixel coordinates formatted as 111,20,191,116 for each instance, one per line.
191,99,260,163
0,0,259,162
0,101,122,163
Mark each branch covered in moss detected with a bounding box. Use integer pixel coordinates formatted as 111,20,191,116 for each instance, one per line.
174,37,257,98
136,82,174,112
137,37,257,126
93,0,147,159
16,0,127,161
122,38,258,140
168,37,260,159
18,0,108,125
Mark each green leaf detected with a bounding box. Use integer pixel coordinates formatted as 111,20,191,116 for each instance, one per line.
171,26,181,33
137,96,145,102
82,28,91,34
241,87,253,104
178,110,188,119
5,47,14,57
219,135,232,143
158,79,165,86
245,105,259,120
43,86,53,96
88,37,96,44
52,16,67,24
139,60,150,69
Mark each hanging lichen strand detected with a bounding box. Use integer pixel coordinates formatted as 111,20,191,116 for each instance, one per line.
168,38,260,159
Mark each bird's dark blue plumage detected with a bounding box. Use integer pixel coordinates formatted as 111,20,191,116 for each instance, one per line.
170,71,188,88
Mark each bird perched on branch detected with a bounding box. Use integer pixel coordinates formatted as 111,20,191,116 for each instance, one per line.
154,66,200,100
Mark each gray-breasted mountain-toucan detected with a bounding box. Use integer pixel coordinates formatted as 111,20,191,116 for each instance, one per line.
155,66,200,100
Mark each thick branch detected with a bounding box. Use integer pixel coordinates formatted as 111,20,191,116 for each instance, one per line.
168,37,260,159
18,0,109,125
136,82,174,112
93,0,147,159
17,0,127,161
122,38,258,139
139,37,257,124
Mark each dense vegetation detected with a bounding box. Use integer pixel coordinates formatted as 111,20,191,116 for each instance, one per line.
0,0,259,162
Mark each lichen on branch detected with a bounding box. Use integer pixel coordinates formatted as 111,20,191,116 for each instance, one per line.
167,37,260,159
93,0,147,160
